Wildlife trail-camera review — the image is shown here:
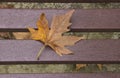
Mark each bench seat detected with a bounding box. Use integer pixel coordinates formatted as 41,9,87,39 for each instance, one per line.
0,40,120,64
0,8,120,77
0,73,119,78
0,9,120,64
0,9,120,32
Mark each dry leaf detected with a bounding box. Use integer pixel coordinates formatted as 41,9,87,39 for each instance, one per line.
0,32,11,39
76,64,87,70
13,32,31,39
97,64,102,70
28,10,84,60
0,4,14,8
76,64,103,70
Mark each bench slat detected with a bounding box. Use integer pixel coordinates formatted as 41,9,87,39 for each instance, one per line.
0,40,120,64
0,0,120,3
0,9,120,32
0,73,119,78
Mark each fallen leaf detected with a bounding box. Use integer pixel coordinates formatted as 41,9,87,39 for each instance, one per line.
97,64,102,70
0,4,14,8
13,32,31,39
76,64,87,70
76,64,103,70
28,10,84,60
0,32,12,39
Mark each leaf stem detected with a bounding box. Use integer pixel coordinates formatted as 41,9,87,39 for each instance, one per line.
36,44,46,60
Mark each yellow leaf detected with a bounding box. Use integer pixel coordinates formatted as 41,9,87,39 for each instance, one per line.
28,10,84,60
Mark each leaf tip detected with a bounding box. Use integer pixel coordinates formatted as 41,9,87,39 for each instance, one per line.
69,9,75,13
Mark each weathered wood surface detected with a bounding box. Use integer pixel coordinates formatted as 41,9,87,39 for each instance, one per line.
0,40,120,64
0,9,120,32
0,0,120,3
0,73,119,78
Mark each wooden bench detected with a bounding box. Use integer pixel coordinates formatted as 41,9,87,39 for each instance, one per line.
0,0,120,78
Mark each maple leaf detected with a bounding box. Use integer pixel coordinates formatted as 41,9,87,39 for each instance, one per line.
28,10,84,60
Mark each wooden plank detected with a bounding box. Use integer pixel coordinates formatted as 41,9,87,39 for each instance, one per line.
0,40,120,64
0,9,120,32
0,73,119,78
0,0,120,3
